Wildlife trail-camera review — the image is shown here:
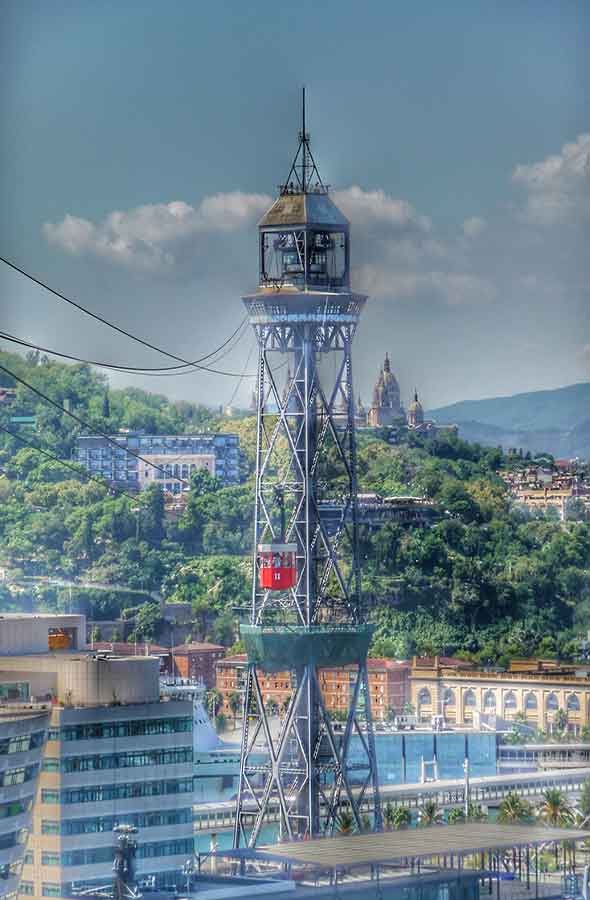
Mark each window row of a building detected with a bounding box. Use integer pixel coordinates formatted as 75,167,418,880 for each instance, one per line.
418,686,586,711
41,776,194,805
50,715,192,742
40,807,193,835
43,746,192,774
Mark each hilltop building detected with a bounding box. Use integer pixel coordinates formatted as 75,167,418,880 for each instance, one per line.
360,354,457,437
75,432,241,493
0,614,194,900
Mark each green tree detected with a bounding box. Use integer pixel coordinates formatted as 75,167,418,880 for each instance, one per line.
336,809,355,835
537,788,573,826
417,800,443,827
228,691,242,728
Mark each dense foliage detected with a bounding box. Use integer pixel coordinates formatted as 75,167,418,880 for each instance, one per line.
1,349,590,662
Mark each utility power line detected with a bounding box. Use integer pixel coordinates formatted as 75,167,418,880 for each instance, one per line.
0,361,192,488
0,318,250,376
0,254,246,370
0,422,142,504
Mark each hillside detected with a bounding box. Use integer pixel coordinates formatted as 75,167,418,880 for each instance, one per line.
1,349,590,667
428,382,590,459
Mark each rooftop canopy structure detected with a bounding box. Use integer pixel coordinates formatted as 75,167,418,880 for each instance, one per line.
254,823,588,869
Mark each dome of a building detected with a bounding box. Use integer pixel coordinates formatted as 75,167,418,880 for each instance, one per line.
407,389,425,426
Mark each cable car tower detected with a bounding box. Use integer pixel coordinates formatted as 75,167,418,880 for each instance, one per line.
234,90,382,847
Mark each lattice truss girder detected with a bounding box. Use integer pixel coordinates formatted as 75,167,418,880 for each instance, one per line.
234,660,381,847
251,321,361,626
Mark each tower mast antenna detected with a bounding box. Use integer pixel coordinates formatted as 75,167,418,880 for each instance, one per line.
302,85,307,191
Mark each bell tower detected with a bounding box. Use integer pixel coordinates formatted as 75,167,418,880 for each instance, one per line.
234,91,382,847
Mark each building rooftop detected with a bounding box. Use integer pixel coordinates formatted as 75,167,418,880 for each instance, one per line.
92,641,170,656
254,823,587,869
173,642,226,654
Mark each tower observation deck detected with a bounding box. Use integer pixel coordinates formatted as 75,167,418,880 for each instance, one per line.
234,91,382,847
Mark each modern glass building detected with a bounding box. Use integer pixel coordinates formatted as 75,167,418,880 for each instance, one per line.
1,614,195,900
0,709,49,900
75,432,242,491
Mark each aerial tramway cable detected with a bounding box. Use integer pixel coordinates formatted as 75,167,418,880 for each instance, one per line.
0,361,193,488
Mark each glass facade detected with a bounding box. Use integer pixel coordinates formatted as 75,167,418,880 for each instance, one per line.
61,838,194,867
58,716,191,741
0,765,38,788
347,733,496,786
0,731,44,755
60,746,192,772
43,777,193,805
75,433,241,488
52,808,193,836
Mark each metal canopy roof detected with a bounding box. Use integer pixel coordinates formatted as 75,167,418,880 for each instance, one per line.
259,192,349,228
256,824,588,869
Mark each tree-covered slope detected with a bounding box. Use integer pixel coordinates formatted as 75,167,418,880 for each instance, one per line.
1,350,590,665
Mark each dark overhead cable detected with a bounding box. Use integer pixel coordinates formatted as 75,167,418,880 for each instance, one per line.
0,253,248,371
0,361,192,487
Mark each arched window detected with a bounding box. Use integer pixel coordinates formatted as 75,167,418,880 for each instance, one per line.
504,691,517,710
567,694,580,711
524,692,538,710
546,693,559,711
483,690,496,708
418,688,431,706
463,689,476,707
443,688,455,706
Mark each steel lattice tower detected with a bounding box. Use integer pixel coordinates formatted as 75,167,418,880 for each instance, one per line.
234,92,382,847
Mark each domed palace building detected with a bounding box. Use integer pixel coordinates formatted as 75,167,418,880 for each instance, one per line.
362,353,457,437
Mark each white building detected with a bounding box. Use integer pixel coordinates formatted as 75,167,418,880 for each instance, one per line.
0,615,194,900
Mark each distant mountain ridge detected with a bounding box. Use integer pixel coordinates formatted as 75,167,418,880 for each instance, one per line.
428,382,590,459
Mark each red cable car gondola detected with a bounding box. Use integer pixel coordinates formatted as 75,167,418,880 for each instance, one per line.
257,543,297,590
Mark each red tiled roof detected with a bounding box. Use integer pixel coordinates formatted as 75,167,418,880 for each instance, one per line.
216,654,248,665
172,642,225,654
367,658,411,671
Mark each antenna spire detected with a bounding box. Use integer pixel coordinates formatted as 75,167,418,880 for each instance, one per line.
280,87,326,195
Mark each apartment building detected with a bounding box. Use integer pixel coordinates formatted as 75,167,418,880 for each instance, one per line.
215,655,411,719
0,615,194,900
75,432,241,492
169,644,225,689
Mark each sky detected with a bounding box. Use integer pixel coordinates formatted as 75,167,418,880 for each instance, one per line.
1,0,589,412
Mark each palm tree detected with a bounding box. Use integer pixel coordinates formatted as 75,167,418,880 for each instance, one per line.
417,799,443,827
537,788,573,826
228,691,242,728
383,802,395,830
498,792,532,824
360,813,372,833
447,808,465,824
391,805,412,830
336,808,355,835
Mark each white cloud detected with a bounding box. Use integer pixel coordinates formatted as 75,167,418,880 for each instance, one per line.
333,185,431,234
43,191,272,270
462,216,486,238
512,133,590,225
355,265,495,306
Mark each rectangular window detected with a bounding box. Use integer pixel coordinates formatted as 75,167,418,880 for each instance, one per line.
41,821,60,835
42,884,61,897
24,851,34,865
20,882,34,895
41,852,60,867
41,790,60,804
42,758,60,773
